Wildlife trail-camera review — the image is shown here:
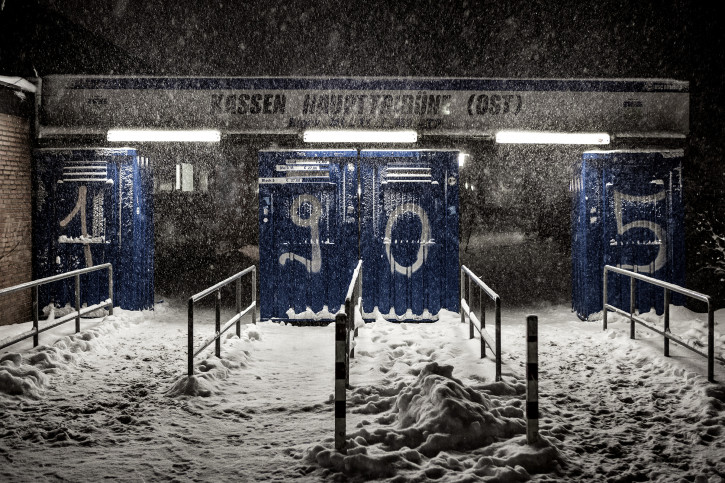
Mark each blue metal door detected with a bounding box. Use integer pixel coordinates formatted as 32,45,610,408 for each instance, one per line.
360,150,459,321
258,150,358,321
571,150,685,319
33,148,154,312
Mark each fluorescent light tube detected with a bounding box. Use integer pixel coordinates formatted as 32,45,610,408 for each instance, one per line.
107,130,221,142
303,130,417,143
495,131,610,145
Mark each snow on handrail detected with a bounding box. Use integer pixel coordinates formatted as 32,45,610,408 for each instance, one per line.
187,266,257,377
460,265,502,382
603,265,718,383
0,265,113,351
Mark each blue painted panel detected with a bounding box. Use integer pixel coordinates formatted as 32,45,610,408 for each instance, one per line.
360,150,459,321
572,150,685,319
258,150,358,321
32,148,154,312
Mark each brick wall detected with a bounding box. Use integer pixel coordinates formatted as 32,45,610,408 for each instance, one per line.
0,111,33,326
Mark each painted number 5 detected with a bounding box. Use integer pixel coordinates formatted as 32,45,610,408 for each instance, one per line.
279,194,322,274
614,189,666,274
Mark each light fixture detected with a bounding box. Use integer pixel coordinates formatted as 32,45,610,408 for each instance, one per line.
495,131,610,145
458,153,469,168
107,130,221,142
303,130,417,143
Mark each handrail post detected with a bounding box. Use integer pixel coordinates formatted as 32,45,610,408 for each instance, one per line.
32,286,39,347
236,277,242,337
479,288,483,329
468,273,474,338
252,267,257,325
603,268,608,330
629,276,636,340
664,288,670,357
108,265,114,316
354,264,361,338
481,301,486,359
345,295,351,380
215,289,222,358
188,298,194,377
334,312,347,453
75,274,81,333
460,269,465,325
708,300,715,383
495,298,501,382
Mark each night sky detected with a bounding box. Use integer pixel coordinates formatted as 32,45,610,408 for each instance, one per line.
13,0,702,78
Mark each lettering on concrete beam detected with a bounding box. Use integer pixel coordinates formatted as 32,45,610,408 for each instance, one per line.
301,93,452,117
210,93,287,115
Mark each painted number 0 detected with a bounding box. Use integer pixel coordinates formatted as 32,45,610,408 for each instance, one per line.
614,189,667,273
385,203,431,276
279,194,322,274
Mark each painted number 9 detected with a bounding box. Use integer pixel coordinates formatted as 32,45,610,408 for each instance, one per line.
279,194,322,274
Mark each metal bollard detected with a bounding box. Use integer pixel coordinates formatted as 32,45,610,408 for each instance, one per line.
707,300,714,383
526,315,539,444
335,313,347,453
630,277,636,339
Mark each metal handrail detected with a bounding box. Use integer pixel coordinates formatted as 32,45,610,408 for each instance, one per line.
335,259,362,453
0,264,113,351
603,264,721,383
187,266,256,377
460,265,502,381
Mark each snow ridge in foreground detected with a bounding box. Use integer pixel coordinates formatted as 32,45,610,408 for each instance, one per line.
309,361,564,480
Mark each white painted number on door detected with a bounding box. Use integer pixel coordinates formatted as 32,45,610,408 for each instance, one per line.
614,189,667,273
384,203,431,277
279,194,323,274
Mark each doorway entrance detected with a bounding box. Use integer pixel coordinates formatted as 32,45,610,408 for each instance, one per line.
258,149,459,323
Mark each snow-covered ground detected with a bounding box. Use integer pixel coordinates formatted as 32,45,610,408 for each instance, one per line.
0,300,724,481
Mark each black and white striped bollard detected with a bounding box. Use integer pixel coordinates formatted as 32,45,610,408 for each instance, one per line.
526,315,539,444
335,313,347,453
